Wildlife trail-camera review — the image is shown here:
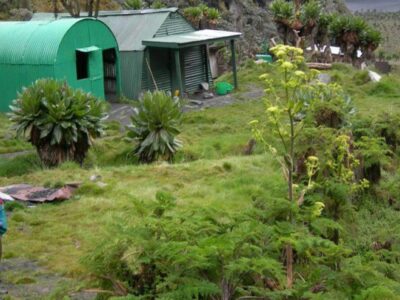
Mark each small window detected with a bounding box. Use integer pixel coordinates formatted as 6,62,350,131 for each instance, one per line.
76,51,89,80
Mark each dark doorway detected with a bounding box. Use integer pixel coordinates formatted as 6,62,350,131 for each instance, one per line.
76,51,89,80
103,48,117,101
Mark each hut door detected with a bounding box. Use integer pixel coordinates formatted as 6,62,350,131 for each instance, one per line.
183,46,209,93
102,48,118,101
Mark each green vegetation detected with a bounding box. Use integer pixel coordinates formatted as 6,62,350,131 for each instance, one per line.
355,11,400,61
270,0,382,63
2,56,400,298
0,114,31,154
183,2,221,29
127,91,182,163
252,45,331,288
330,15,381,62
125,0,143,10
8,79,107,167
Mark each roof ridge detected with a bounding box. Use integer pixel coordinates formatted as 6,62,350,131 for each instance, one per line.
32,7,178,19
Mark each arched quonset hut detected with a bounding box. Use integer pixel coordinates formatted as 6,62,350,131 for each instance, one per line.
0,18,121,111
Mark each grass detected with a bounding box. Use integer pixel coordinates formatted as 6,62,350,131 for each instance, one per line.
328,63,400,116
0,97,266,176
0,114,31,154
1,154,284,277
1,61,400,297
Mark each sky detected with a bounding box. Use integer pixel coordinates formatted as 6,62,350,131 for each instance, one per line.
346,0,400,12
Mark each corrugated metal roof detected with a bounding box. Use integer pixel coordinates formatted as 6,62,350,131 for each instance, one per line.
32,9,180,52
0,18,83,65
99,13,170,51
31,8,178,20
142,29,242,49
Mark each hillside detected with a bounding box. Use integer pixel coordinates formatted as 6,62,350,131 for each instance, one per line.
346,0,400,12
1,61,400,298
354,11,400,59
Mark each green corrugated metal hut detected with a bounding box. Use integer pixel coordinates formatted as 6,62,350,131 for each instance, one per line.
98,9,241,99
0,18,121,112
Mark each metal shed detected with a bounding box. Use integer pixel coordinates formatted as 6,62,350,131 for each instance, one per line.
97,9,241,99
0,18,121,112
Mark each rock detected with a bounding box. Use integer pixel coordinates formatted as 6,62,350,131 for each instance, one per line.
318,73,331,84
142,0,349,58
90,175,102,182
97,182,108,188
255,59,267,64
188,99,203,106
9,8,32,21
200,82,210,91
368,70,382,82
375,61,392,74
203,92,214,99
360,62,368,70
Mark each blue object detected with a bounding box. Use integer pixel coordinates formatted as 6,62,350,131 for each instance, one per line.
256,54,273,62
0,204,7,236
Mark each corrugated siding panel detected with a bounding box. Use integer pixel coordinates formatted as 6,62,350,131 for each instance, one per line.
155,12,194,37
0,64,54,111
120,51,143,99
142,48,172,93
0,19,82,65
0,19,121,111
183,46,212,93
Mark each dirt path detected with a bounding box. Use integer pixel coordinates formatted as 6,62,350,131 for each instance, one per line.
0,151,34,161
0,259,95,300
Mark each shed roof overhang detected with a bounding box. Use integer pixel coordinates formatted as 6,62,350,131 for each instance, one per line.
142,29,242,49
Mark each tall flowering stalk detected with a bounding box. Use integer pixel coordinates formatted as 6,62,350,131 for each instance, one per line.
251,45,323,288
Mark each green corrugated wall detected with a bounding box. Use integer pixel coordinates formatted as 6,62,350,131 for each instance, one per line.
120,51,143,100
0,19,121,112
154,13,194,37
183,45,213,93
142,48,173,93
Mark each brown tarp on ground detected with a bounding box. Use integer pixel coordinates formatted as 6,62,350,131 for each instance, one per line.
0,184,79,203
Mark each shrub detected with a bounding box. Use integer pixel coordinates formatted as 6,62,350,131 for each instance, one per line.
84,191,343,299
353,70,371,85
150,0,165,9
207,8,220,25
127,91,182,163
270,0,293,22
183,6,203,25
9,79,106,167
125,0,142,9
305,83,355,129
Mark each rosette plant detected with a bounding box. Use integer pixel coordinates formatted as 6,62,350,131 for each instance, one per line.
127,91,182,163
9,79,106,167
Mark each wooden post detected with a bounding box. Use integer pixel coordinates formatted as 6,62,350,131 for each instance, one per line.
174,49,184,97
230,39,238,90
204,44,210,85
145,49,153,90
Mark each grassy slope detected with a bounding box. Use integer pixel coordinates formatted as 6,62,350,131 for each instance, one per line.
328,63,400,115
354,11,400,58
1,61,400,294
